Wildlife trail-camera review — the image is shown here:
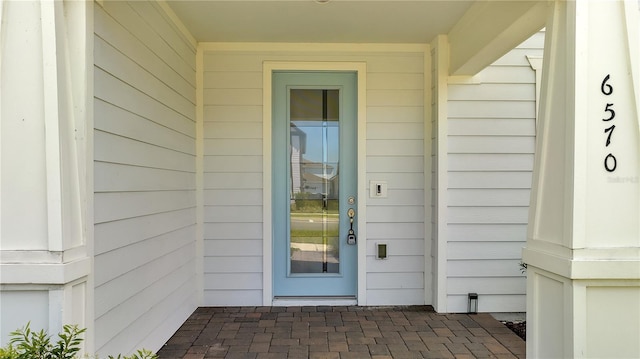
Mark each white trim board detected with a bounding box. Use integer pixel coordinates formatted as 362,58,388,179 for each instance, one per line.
262,61,368,306
272,297,358,307
199,42,425,53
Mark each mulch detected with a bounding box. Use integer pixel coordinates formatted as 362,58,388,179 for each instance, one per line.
502,321,526,341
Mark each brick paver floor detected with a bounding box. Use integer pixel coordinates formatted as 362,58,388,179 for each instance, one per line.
156,306,525,359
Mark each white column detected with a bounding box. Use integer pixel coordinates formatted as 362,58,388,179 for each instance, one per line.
523,1,640,358
0,0,93,350
429,35,450,313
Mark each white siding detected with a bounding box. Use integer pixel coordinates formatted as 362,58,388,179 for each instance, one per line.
201,52,263,305
202,47,427,306
445,32,544,312
93,1,197,355
0,291,50,344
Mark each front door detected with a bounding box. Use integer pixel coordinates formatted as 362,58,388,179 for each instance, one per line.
273,71,358,297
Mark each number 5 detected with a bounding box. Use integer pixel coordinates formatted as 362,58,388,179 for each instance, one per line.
602,103,615,121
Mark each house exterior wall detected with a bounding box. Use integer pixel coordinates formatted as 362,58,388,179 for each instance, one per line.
5,0,639,356
93,1,198,354
1,0,544,351
445,32,544,312
201,45,430,306
1,0,92,347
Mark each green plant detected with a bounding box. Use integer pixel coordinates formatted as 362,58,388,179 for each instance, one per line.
106,349,157,359
0,323,157,359
3,322,85,359
0,344,19,359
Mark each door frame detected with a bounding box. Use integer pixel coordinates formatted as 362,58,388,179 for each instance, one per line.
262,62,367,305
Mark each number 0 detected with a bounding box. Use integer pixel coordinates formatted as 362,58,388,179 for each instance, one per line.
604,153,617,172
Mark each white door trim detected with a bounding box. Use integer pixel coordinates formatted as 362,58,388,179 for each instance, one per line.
262,62,367,305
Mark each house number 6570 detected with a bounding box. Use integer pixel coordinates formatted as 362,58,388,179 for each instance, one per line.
601,74,617,172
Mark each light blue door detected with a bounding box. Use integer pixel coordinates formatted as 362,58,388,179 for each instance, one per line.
273,71,358,297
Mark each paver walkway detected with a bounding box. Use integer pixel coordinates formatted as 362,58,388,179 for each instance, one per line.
157,306,525,359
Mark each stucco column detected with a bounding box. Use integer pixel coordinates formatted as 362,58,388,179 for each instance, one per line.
523,1,640,358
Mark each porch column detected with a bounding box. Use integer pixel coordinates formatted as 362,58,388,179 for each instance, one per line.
523,1,640,358
0,0,93,350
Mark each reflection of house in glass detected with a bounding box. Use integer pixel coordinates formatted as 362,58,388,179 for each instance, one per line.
301,159,338,197
290,124,306,195
290,124,339,199
289,89,340,200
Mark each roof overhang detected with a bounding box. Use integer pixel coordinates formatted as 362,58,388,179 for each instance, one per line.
448,0,548,75
165,0,548,76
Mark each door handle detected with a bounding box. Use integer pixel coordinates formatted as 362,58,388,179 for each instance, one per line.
347,208,355,218
347,208,356,244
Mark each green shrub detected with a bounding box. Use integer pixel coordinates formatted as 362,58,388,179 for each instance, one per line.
105,349,157,359
0,323,156,359
0,345,19,359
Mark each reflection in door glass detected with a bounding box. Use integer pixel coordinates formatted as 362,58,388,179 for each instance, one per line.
289,89,340,274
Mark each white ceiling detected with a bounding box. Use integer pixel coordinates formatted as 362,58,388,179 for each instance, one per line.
165,0,474,44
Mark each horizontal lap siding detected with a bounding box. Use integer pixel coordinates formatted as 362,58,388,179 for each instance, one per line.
203,49,426,306
94,1,196,355
445,33,543,312
360,54,425,306
202,54,263,305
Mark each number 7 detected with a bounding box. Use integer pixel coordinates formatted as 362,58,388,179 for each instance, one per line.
604,125,615,146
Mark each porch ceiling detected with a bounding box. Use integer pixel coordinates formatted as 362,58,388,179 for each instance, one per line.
165,0,474,44
166,0,547,75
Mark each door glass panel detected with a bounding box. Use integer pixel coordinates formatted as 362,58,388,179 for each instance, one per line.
289,89,340,274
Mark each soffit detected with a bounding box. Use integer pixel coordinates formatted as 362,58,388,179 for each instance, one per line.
165,0,474,43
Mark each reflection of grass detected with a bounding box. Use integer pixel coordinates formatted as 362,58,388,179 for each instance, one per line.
290,214,338,243
291,209,338,215
292,232,338,241
291,212,339,216
291,236,339,245
290,213,338,219
291,198,339,213
289,211,340,244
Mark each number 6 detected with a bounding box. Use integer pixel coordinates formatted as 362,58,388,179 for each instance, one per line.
601,74,613,95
